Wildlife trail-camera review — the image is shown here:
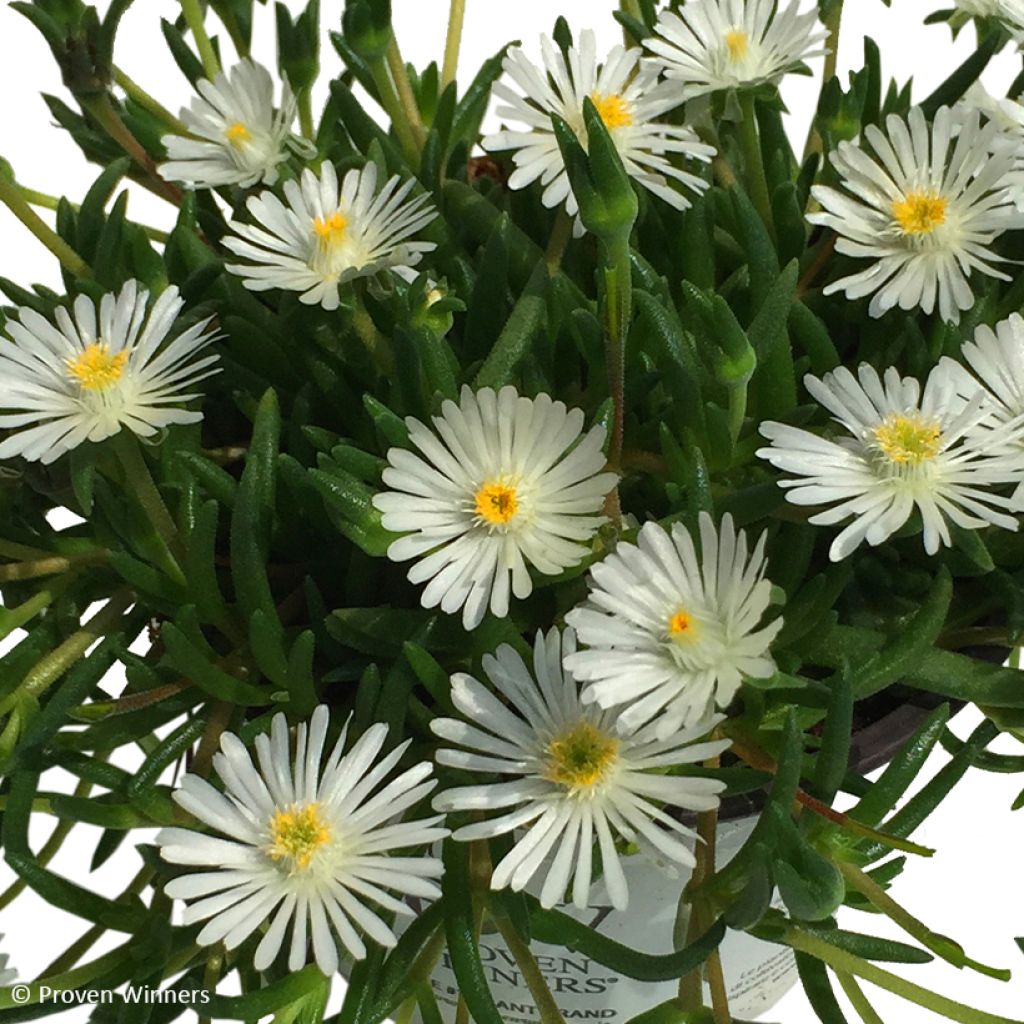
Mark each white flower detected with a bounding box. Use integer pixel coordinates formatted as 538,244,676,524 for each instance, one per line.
566,514,781,738
954,0,1003,14
483,30,714,219
947,313,1024,429
372,386,617,631
0,937,16,986
224,163,437,310
645,0,828,101
158,706,447,976
757,363,1024,560
432,628,730,911
0,280,218,464
160,59,304,189
955,83,1024,210
808,106,1020,324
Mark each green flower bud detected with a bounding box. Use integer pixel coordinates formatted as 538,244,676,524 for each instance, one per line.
276,0,320,94
341,0,392,63
552,97,638,245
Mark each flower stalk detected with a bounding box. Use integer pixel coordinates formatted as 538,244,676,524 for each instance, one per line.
0,174,92,278
737,91,775,236
441,0,467,89
179,0,221,80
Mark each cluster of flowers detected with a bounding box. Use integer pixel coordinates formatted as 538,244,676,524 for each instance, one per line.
4,0,1024,985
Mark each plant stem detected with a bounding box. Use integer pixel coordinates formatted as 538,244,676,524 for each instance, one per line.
113,66,189,133
180,0,220,80
441,0,467,89
386,37,427,150
1,589,134,711
0,551,107,583
837,971,886,1024
838,861,1009,979
727,383,747,445
0,175,92,278
78,94,183,205
545,208,574,271
786,928,1024,1024
352,285,395,373
737,90,774,236
600,236,632,525
369,58,419,163
491,909,567,1024
113,430,187,573
19,185,170,242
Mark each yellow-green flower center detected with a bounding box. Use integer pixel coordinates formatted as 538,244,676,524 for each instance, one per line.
667,608,699,646
545,722,619,792
892,191,948,236
590,92,633,130
267,803,332,871
474,481,519,525
724,29,750,61
66,343,129,392
872,413,943,465
225,121,251,146
313,211,349,251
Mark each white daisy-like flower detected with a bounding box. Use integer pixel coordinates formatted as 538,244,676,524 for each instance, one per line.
565,514,782,738
160,59,304,189
946,313,1024,429
757,363,1024,561
372,386,617,631
953,0,1002,14
483,30,714,220
224,162,437,310
0,280,218,464
432,627,730,911
808,105,1020,324
157,706,447,976
956,0,1024,36
954,83,1024,210
0,937,16,986
644,0,828,101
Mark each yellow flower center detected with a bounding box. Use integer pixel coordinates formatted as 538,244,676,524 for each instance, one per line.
225,121,252,146
590,92,633,130
313,211,349,249
474,481,519,525
267,803,332,872
892,191,948,236
872,413,943,465
545,722,619,792
724,29,750,61
667,608,700,646
66,343,129,392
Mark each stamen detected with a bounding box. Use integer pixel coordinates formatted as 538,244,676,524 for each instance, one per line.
267,803,332,872
474,481,519,525
66,343,129,392
724,29,750,61
892,191,948,236
872,413,943,465
590,92,633,130
545,722,619,792
225,121,251,146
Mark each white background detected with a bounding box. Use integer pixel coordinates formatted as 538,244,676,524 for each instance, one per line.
0,1,1023,1022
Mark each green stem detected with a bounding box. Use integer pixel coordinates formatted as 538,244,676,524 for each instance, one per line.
386,37,426,149
0,551,107,583
837,971,886,1024
197,947,224,1024
441,0,467,89
369,58,419,163
113,66,188,133
0,575,78,642
600,236,631,525
18,185,169,242
113,430,187,574
545,208,574,271
491,908,567,1024
352,285,394,373
838,862,1009,979
180,0,221,80
0,589,133,712
786,928,1022,1024
0,175,92,278
727,384,747,445
737,90,774,237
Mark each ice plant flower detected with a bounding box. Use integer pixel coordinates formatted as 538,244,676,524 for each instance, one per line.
224,162,437,310
955,84,1024,211
644,0,828,101
157,706,447,976
945,313,1024,430
483,30,714,219
757,363,1024,560
0,938,15,986
160,59,305,189
432,628,730,910
566,514,781,737
808,106,1020,324
373,386,617,630
0,280,218,464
